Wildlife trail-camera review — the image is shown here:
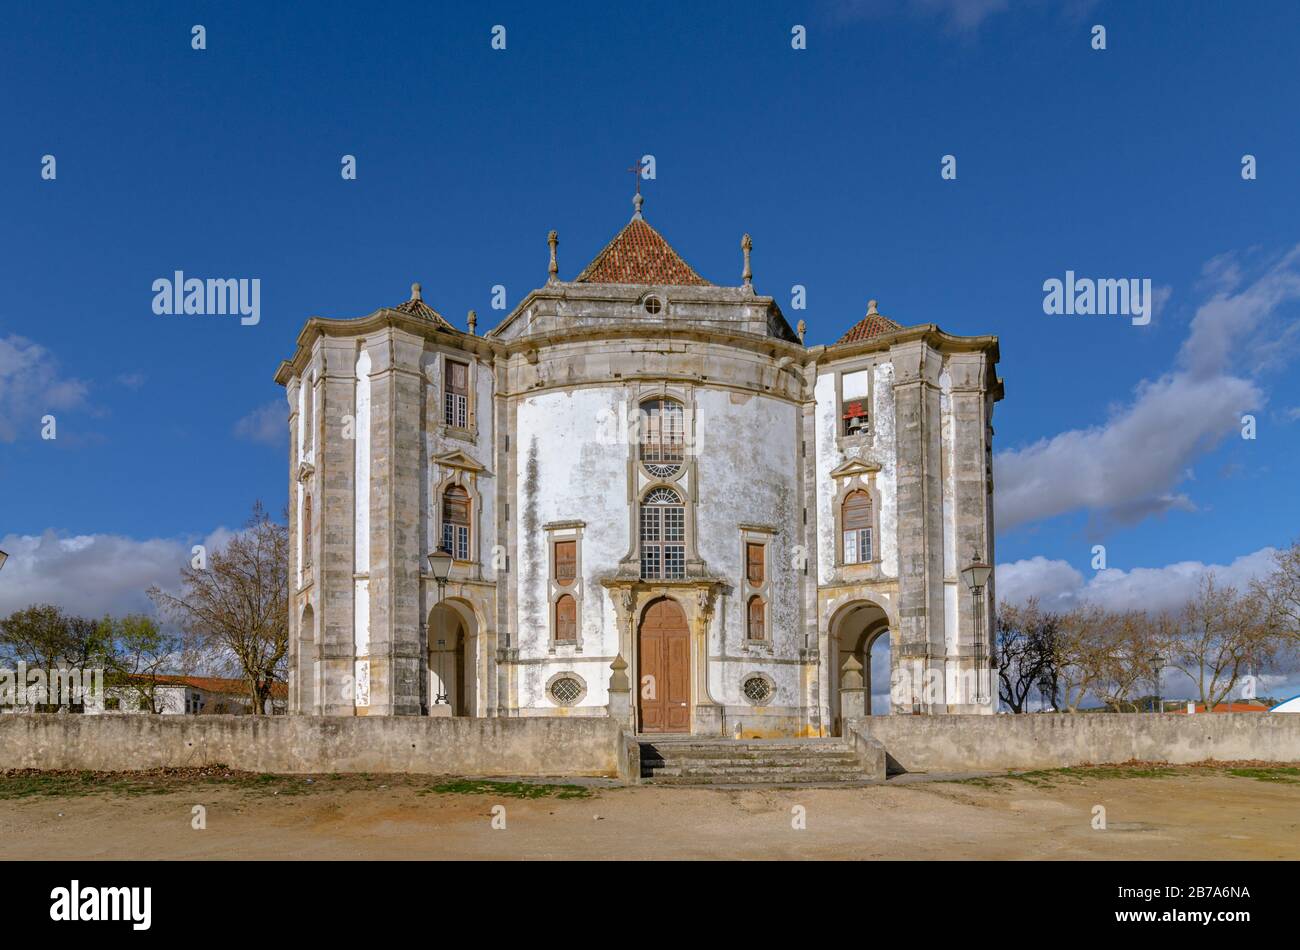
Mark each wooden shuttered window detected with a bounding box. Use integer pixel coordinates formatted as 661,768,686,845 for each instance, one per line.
746,542,765,585
554,540,576,586
842,490,873,564
747,597,765,641
444,360,469,428
555,595,577,642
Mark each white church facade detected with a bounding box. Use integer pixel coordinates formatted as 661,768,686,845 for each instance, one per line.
276,195,1003,736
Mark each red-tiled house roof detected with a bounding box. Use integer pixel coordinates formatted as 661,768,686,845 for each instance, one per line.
1171,701,1270,714
127,673,288,700
575,216,710,286
836,301,903,344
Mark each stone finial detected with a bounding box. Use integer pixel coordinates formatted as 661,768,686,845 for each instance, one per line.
467,309,477,335
632,192,644,219
411,282,423,301
741,233,753,288
796,319,806,344
840,654,864,689
867,299,879,315
609,654,630,691
547,230,558,280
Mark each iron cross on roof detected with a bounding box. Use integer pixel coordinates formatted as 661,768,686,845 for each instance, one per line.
626,161,644,195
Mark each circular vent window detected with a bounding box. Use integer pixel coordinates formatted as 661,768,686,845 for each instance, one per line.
742,675,774,705
642,294,663,315
548,674,585,706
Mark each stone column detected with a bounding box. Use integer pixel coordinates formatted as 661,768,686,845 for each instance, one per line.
947,352,996,714
318,337,358,716
286,376,302,713
891,339,947,713
366,329,426,716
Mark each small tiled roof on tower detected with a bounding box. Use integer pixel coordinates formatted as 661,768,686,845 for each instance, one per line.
836,300,902,344
575,194,711,286
392,282,458,331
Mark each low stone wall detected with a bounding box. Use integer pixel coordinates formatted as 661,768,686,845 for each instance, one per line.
850,713,1300,774
0,714,628,778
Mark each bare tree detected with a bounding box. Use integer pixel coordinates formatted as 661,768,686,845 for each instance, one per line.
996,600,1059,713
150,502,288,714
1092,611,1157,713
1257,540,1300,646
1050,604,1114,712
1161,573,1276,710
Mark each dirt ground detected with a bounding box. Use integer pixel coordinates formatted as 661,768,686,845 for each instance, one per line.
0,764,1297,860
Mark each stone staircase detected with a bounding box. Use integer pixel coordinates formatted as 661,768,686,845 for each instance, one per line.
638,736,876,786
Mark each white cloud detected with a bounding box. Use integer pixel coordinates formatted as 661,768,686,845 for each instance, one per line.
996,546,1279,615
0,526,237,619
0,334,90,442
233,400,286,446
996,245,1300,534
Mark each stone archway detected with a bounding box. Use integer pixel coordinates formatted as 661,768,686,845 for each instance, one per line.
829,600,893,733
428,598,478,716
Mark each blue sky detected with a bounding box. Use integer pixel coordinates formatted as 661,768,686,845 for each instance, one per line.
2,0,1298,697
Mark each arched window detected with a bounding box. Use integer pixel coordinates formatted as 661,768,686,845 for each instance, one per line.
555,595,577,642
747,596,766,641
442,485,471,560
842,490,873,564
639,399,685,477
303,495,313,567
640,487,685,579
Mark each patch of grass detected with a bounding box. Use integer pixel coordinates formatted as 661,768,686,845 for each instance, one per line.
1224,767,1300,784
0,770,173,800
949,776,1006,788
419,779,592,800
1051,765,1181,780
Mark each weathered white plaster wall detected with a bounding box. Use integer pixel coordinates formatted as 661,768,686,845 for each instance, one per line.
693,389,801,706
514,388,630,708
419,353,497,570
813,361,898,585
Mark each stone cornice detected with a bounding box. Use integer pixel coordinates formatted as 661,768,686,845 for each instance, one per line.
274,308,1003,403
487,280,786,340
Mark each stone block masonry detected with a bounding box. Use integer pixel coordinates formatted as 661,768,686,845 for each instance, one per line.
0,715,629,779
851,713,1300,774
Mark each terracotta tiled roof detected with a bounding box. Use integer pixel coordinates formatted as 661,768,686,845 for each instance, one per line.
1172,701,1269,714
836,301,903,344
127,673,288,700
391,283,458,331
576,216,710,286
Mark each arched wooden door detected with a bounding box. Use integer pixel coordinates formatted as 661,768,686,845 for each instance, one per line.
638,598,690,733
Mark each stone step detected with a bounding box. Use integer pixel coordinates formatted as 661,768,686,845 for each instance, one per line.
639,743,853,757
642,757,863,772
639,738,843,749
635,737,871,786
645,762,867,778
645,771,870,786
641,748,861,761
